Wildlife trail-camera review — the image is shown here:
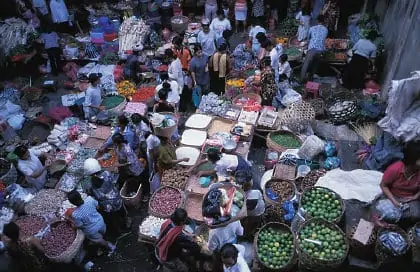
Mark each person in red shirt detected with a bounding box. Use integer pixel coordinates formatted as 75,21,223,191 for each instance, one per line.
377,141,420,222
172,36,192,71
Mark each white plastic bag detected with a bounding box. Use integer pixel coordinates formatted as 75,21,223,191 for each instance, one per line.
149,171,160,193
7,113,25,130
297,135,325,160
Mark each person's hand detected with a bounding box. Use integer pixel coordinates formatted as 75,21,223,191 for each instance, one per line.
196,171,203,177
182,158,190,162
401,195,417,203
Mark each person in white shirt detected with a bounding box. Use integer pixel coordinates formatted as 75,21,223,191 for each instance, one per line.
155,72,180,106
83,73,104,120
208,221,244,252
165,49,184,93
248,20,266,55
220,243,251,272
278,54,292,81
15,145,49,191
210,10,232,40
197,19,217,58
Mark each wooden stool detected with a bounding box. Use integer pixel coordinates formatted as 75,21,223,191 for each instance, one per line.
305,81,320,98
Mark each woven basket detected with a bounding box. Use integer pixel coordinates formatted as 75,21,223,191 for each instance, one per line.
266,130,302,153
309,98,325,117
232,92,262,107
263,179,297,206
202,183,247,229
14,215,47,241
299,186,345,224
254,222,297,271
279,101,315,126
120,182,143,209
375,226,410,264
46,221,85,263
298,169,327,193
296,218,349,271
263,204,285,224
325,92,358,124
273,163,296,181
149,186,184,218
348,222,377,250
408,222,420,263
152,112,179,138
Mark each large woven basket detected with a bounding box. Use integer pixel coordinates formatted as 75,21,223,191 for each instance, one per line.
148,186,184,218
202,183,247,229
46,221,85,263
299,186,345,224
408,222,420,263
325,92,358,124
120,182,143,209
296,218,349,271
266,130,302,153
254,222,297,271
375,225,410,265
263,179,297,206
152,112,179,138
348,222,377,251
279,101,315,127
273,163,296,181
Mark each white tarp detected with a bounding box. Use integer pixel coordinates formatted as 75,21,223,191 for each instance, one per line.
315,168,383,202
378,71,420,142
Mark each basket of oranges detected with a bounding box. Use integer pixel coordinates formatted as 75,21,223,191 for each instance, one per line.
117,80,136,97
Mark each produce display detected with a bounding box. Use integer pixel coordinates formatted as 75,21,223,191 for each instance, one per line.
265,180,295,203
270,133,302,149
102,95,125,109
149,187,183,217
124,102,147,116
42,221,77,257
139,216,165,238
14,216,46,240
233,97,261,111
198,93,230,116
119,17,150,53
226,79,245,88
207,119,235,137
131,86,156,102
0,18,37,57
301,187,343,222
117,81,136,97
161,167,189,189
328,101,355,113
257,226,294,269
298,221,348,262
284,47,301,58
298,170,327,192
98,151,117,168
25,189,66,217
100,52,119,65
67,148,97,173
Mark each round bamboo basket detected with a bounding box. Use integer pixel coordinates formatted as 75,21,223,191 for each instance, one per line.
266,130,302,153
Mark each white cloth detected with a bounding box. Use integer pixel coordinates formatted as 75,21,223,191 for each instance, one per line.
17,151,47,190
215,154,239,177
49,0,69,23
246,190,265,216
278,61,292,79
210,18,232,40
223,244,251,272
83,85,102,119
155,80,180,104
352,38,377,58
208,221,244,251
378,71,420,142
197,30,217,57
315,169,383,202
168,59,184,91
249,25,266,45
296,11,311,41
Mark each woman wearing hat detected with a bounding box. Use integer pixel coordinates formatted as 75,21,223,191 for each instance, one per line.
83,73,104,120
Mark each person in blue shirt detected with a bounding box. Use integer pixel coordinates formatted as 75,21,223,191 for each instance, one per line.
101,115,137,151
300,15,328,81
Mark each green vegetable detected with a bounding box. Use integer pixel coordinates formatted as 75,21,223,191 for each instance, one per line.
299,222,347,261
301,187,342,222
102,95,124,109
285,47,301,57
270,133,301,148
257,227,294,269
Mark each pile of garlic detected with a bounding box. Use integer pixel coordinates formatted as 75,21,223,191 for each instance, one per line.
139,216,165,238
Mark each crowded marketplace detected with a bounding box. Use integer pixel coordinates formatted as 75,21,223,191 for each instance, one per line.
0,0,419,271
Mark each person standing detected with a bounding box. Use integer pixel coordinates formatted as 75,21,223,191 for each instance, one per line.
39,25,61,76
166,49,184,95
210,10,232,40
296,7,312,41
260,56,277,106
322,0,340,36
15,145,49,191
154,88,176,113
31,0,49,23
124,48,141,83
68,190,116,255
172,36,192,71
102,115,137,151
248,19,266,55
300,15,328,81
239,177,265,237
197,19,217,58
209,43,231,95
251,0,265,21
83,73,104,120
342,32,377,89
205,0,218,21
234,0,247,33
190,45,210,93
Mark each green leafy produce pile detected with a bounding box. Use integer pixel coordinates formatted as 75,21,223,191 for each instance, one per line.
270,133,301,149
102,95,124,109
257,227,294,269
298,222,347,261
285,47,301,57
301,187,342,222
100,52,119,65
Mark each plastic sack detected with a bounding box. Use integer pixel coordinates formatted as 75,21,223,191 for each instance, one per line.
0,100,22,120
280,88,302,107
192,86,202,108
379,231,408,256
376,199,402,222
324,156,341,170
149,171,160,193
298,135,325,160
203,188,222,218
5,184,36,213
325,141,337,157
7,113,25,130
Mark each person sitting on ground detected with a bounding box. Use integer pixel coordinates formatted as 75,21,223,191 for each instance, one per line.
220,243,250,272
83,73,104,121
102,115,137,151
156,208,202,271
278,53,292,82
2,222,47,272
157,136,189,174
68,190,116,255
15,145,49,191
153,88,175,113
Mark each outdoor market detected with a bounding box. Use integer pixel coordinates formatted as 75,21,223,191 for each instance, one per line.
0,0,419,271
